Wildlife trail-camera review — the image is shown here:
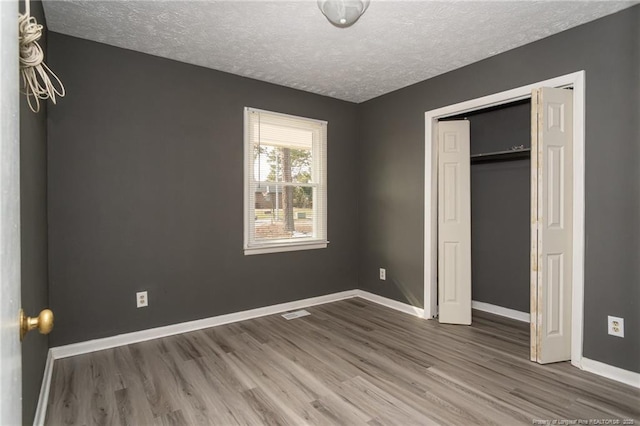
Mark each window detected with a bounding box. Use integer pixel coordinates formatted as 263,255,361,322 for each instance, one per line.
244,108,327,255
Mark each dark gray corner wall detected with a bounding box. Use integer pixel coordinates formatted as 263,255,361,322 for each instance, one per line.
46,33,359,346
464,102,531,312
358,6,639,372
20,1,49,424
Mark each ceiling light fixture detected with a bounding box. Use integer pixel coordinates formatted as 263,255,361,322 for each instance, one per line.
317,0,370,28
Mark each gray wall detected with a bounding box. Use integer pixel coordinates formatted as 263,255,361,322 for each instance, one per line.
358,6,639,372
454,101,531,312
20,1,49,424
46,6,639,374
46,33,359,346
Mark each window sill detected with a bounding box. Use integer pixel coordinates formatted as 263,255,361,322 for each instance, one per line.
244,241,328,255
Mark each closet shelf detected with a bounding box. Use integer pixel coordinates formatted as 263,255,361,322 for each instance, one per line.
471,148,531,164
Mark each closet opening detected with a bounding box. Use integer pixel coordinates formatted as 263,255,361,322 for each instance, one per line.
441,99,532,327
424,72,585,367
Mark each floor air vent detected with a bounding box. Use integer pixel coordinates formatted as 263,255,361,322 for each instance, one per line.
281,309,310,320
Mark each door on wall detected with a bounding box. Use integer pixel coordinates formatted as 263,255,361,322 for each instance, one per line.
436,89,574,364
437,120,472,325
530,87,573,364
0,0,22,423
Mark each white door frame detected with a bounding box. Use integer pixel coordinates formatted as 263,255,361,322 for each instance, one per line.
423,71,585,367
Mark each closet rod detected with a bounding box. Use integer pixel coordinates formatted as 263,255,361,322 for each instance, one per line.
471,148,531,164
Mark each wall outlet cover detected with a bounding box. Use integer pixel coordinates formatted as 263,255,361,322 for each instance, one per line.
137,291,148,308
607,315,624,338
379,268,386,280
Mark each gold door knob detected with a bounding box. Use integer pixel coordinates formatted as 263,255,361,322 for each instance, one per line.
19,308,54,341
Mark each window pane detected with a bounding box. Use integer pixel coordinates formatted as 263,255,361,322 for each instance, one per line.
254,188,314,241
254,145,313,184
245,108,327,254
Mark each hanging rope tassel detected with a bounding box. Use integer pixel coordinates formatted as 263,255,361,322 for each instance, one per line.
19,0,65,113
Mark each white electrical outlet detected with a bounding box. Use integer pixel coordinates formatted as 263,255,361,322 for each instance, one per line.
379,268,386,280
608,316,624,338
136,291,148,308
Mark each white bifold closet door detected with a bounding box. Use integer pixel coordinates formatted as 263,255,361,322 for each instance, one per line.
531,87,573,364
437,120,472,325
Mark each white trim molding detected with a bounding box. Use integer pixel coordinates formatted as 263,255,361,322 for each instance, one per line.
472,301,530,323
33,350,54,426
355,290,425,318
39,289,422,422
49,290,423,359
423,71,586,368
51,290,358,359
580,358,640,389
36,287,637,423
244,241,328,256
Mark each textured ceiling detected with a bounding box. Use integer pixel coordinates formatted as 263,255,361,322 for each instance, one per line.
42,0,637,103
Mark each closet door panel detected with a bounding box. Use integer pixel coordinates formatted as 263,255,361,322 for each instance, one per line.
438,121,471,325
531,87,573,364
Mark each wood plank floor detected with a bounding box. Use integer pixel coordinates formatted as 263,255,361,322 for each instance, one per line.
45,299,640,425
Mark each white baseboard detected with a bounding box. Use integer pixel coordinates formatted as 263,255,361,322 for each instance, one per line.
355,290,425,318
472,300,530,323
50,290,358,359
580,357,640,389
49,289,427,359
38,288,638,426
33,349,54,426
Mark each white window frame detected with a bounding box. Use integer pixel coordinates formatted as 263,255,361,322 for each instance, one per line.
244,107,328,255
